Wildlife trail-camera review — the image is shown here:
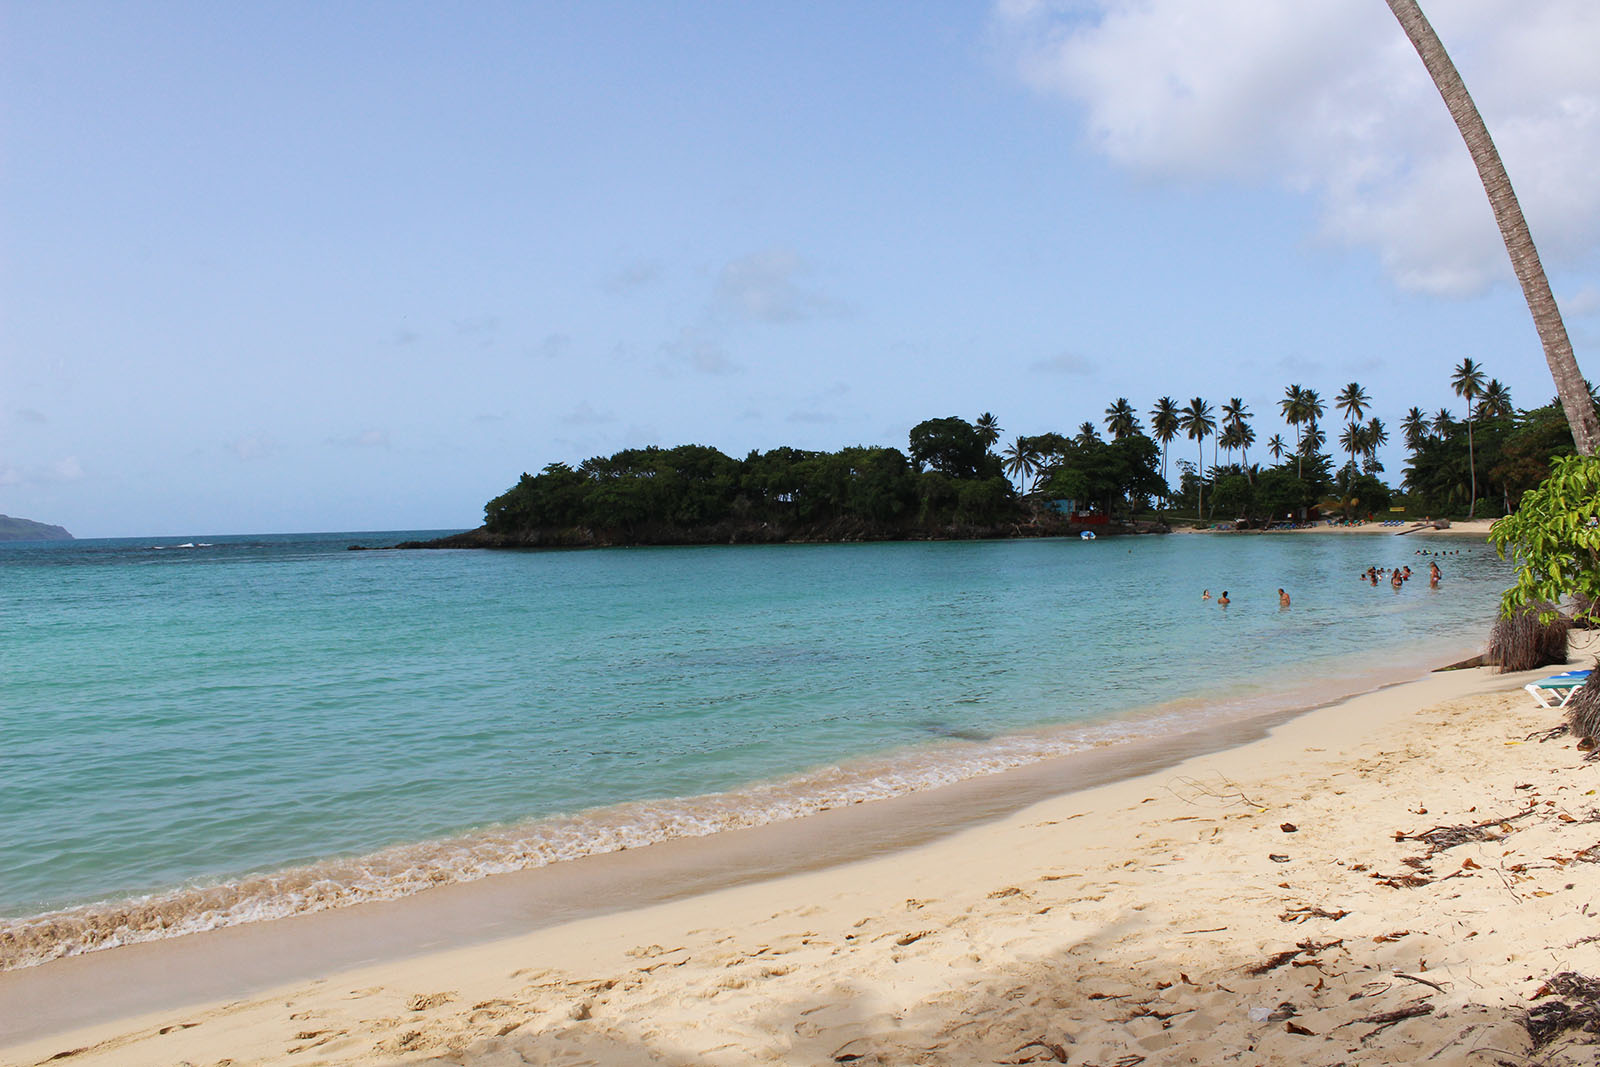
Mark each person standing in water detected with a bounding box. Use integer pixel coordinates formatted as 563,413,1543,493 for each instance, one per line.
1278,588,1291,607
1217,590,1230,607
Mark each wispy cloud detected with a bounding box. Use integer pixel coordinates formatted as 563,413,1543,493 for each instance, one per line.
327,429,390,449
1566,285,1600,316
15,408,46,424
716,249,846,323
528,333,573,360
994,0,1600,296
661,326,741,375
602,260,664,294
562,401,616,426
1029,351,1095,375
228,435,276,461
50,456,84,481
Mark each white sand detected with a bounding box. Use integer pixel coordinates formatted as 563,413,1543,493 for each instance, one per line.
6,647,1600,1066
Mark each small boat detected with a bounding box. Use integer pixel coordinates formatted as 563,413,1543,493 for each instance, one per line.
1080,531,1096,540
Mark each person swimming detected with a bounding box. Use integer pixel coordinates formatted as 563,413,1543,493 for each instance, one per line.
1202,589,1212,600
1391,570,1404,589
1217,590,1230,607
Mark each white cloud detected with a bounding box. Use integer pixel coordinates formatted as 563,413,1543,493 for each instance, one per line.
228,435,275,461
661,326,740,375
1029,350,1095,375
50,456,84,481
326,429,390,448
562,401,615,426
995,0,1600,296
528,333,572,360
601,260,664,294
716,249,843,323
1566,285,1600,317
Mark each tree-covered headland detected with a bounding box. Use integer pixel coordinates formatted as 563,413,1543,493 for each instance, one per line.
417,415,1168,548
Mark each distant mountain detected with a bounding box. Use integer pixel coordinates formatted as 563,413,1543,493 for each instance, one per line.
0,515,74,542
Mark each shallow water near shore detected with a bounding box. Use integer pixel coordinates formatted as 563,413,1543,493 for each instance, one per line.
2,530,1510,967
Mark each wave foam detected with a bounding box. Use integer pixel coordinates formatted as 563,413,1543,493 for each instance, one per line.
0,708,1227,972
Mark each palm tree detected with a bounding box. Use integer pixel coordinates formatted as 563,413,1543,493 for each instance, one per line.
1334,382,1370,493
1219,397,1252,478
1301,419,1327,461
1266,434,1286,462
1385,0,1599,455
1281,385,1309,460
1178,397,1215,518
1453,357,1486,516
1236,419,1257,481
1365,416,1389,467
1479,378,1514,420
1432,408,1455,437
1001,437,1038,494
1335,382,1370,424
1401,407,1430,451
975,412,1002,449
1076,421,1099,447
1338,422,1362,478
1104,398,1140,440
1149,396,1181,487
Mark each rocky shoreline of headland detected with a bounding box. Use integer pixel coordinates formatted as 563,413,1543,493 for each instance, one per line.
393,516,1169,550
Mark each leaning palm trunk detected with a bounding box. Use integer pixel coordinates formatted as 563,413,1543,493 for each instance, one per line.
1386,0,1600,456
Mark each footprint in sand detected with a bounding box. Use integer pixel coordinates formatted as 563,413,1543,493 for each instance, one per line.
407,991,456,1012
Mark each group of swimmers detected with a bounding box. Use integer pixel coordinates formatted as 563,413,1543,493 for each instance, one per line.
1201,564,1442,605
1201,588,1293,608
1362,561,1442,588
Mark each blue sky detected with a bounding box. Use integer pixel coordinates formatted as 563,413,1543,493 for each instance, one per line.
5,1,1599,537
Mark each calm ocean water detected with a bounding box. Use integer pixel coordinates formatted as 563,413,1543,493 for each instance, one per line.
2,530,1511,966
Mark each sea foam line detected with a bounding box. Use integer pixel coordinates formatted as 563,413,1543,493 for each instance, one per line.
0,706,1225,972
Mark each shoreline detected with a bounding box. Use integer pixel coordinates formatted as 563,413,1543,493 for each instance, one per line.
0,636,1479,979
11,640,1600,1063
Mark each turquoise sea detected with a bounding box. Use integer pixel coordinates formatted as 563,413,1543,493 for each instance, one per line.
2,530,1512,967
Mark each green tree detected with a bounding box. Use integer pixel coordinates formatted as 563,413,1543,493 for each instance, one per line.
908,417,998,480
1104,397,1140,440
1402,407,1430,451
1178,397,1215,518
1001,437,1039,494
1452,357,1487,517
1489,455,1600,623
975,412,1002,449
1149,396,1181,497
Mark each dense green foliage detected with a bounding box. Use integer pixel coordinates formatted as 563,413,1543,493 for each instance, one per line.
1488,454,1600,623
1403,395,1593,517
484,419,1025,537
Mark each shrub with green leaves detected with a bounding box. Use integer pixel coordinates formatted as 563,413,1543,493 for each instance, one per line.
1489,454,1600,625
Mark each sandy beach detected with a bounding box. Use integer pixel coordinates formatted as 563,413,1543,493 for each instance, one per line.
5,634,1600,1066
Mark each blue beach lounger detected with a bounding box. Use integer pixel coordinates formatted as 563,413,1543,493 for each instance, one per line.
1525,668,1593,708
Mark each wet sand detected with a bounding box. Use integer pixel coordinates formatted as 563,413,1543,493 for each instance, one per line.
5,637,1600,1065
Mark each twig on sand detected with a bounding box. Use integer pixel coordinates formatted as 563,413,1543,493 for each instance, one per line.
1005,1039,1071,1063
1338,997,1435,1038
1165,774,1263,810
1395,972,1449,994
